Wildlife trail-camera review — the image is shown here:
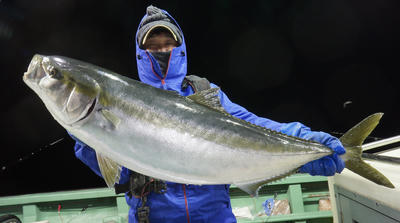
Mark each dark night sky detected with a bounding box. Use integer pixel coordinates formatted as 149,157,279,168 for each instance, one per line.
1,0,399,196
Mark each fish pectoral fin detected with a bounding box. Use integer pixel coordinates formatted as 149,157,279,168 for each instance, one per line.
101,109,121,129
96,152,122,188
187,88,228,114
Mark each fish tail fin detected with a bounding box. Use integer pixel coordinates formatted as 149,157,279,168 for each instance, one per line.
340,113,395,188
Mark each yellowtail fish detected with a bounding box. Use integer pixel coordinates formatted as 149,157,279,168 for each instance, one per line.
23,55,394,196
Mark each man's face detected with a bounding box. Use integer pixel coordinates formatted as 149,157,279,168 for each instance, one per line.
143,31,178,52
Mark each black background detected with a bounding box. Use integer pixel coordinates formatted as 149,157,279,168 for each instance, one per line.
1,0,399,196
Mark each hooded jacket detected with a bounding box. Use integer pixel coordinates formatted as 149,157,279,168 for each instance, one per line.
73,6,345,223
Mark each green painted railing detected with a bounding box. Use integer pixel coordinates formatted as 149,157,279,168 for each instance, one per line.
0,174,332,223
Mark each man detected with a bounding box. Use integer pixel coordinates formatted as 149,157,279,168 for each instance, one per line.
71,5,345,223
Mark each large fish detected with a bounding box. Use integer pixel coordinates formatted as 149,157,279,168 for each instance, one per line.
23,54,394,195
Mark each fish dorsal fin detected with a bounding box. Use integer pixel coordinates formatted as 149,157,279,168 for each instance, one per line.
96,152,122,188
340,113,383,147
187,88,227,114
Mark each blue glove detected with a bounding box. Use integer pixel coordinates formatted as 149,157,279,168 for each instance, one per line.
280,122,346,176
300,153,345,176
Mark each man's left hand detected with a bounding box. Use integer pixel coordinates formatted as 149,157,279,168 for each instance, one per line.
300,132,346,176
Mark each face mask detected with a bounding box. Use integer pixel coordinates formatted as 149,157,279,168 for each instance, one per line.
151,51,171,75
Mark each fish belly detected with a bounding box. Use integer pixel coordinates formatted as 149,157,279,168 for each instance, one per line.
69,109,327,185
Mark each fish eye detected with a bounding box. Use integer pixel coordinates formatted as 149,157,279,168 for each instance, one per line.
49,67,57,76
48,66,60,78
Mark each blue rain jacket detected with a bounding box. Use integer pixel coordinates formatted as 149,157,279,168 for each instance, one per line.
73,8,345,223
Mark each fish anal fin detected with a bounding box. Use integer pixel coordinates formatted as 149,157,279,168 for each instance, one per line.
235,171,296,197
96,153,122,188
235,181,268,197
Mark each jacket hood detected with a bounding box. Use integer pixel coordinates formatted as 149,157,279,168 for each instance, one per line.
135,7,187,92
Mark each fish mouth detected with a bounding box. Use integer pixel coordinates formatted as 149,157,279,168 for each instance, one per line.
23,54,45,84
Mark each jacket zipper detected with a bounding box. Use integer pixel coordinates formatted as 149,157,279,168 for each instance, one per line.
145,51,173,85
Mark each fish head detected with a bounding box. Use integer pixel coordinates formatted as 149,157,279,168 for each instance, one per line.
23,54,100,127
